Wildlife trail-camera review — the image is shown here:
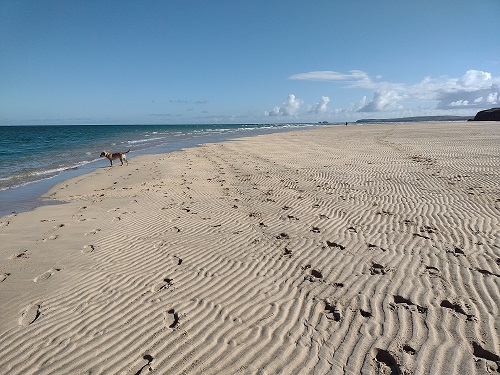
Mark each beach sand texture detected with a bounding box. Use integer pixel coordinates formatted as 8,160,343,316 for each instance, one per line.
0,122,498,374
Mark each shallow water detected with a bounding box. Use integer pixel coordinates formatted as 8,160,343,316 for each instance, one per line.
0,123,321,216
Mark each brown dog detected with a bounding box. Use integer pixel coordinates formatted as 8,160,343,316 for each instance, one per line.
100,149,130,166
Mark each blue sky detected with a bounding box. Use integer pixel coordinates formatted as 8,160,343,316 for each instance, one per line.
1,0,499,125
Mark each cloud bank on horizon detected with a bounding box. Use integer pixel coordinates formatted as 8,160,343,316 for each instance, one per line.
266,69,500,119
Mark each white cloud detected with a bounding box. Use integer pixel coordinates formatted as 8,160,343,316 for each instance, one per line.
486,92,498,103
457,70,492,88
315,96,330,113
450,100,469,107
289,69,403,91
405,70,499,109
358,91,404,112
398,70,500,109
289,70,366,81
289,69,500,112
265,94,303,116
356,96,367,111
267,106,281,116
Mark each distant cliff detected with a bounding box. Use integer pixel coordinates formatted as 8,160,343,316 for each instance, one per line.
473,108,500,121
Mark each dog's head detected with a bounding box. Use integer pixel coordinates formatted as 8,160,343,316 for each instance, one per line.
100,151,107,157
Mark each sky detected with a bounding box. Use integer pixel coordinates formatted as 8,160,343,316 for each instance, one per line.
1,0,500,125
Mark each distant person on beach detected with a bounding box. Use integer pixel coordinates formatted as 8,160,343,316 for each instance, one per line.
345,122,348,126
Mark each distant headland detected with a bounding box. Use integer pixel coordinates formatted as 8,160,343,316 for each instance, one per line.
352,108,500,124
472,107,500,121
355,115,472,124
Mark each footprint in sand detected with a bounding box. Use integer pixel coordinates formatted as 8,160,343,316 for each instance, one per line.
280,247,292,258
453,247,465,256
19,304,40,326
440,300,475,321
43,234,59,242
323,300,341,322
126,354,154,375
276,232,290,240
9,250,28,260
472,342,500,371
0,273,10,282
402,344,416,355
303,267,323,282
368,243,387,252
425,266,440,277
82,244,95,254
310,269,323,279
171,256,182,266
393,295,427,314
34,268,61,282
370,263,387,275
85,229,101,236
164,308,179,328
373,348,402,375
151,278,173,293
419,225,437,234
326,241,346,250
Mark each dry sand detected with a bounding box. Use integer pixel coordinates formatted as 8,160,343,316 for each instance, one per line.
0,122,499,374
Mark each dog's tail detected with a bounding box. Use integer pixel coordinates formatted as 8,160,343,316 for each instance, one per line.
125,149,131,154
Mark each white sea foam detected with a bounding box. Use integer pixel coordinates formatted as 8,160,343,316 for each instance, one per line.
127,137,164,144
31,160,96,177
0,174,57,191
0,159,99,191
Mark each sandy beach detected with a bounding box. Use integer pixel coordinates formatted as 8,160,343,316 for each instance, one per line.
0,122,498,374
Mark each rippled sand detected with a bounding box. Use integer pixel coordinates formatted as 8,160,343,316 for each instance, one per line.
0,122,498,374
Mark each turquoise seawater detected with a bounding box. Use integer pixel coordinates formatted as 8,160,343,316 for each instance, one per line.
0,123,318,216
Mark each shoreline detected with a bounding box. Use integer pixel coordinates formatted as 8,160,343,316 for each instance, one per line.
0,124,320,218
1,122,499,374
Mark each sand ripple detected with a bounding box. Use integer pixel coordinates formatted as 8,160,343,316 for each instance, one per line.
0,122,498,374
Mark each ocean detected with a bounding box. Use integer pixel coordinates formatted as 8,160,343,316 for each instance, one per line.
0,123,319,217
